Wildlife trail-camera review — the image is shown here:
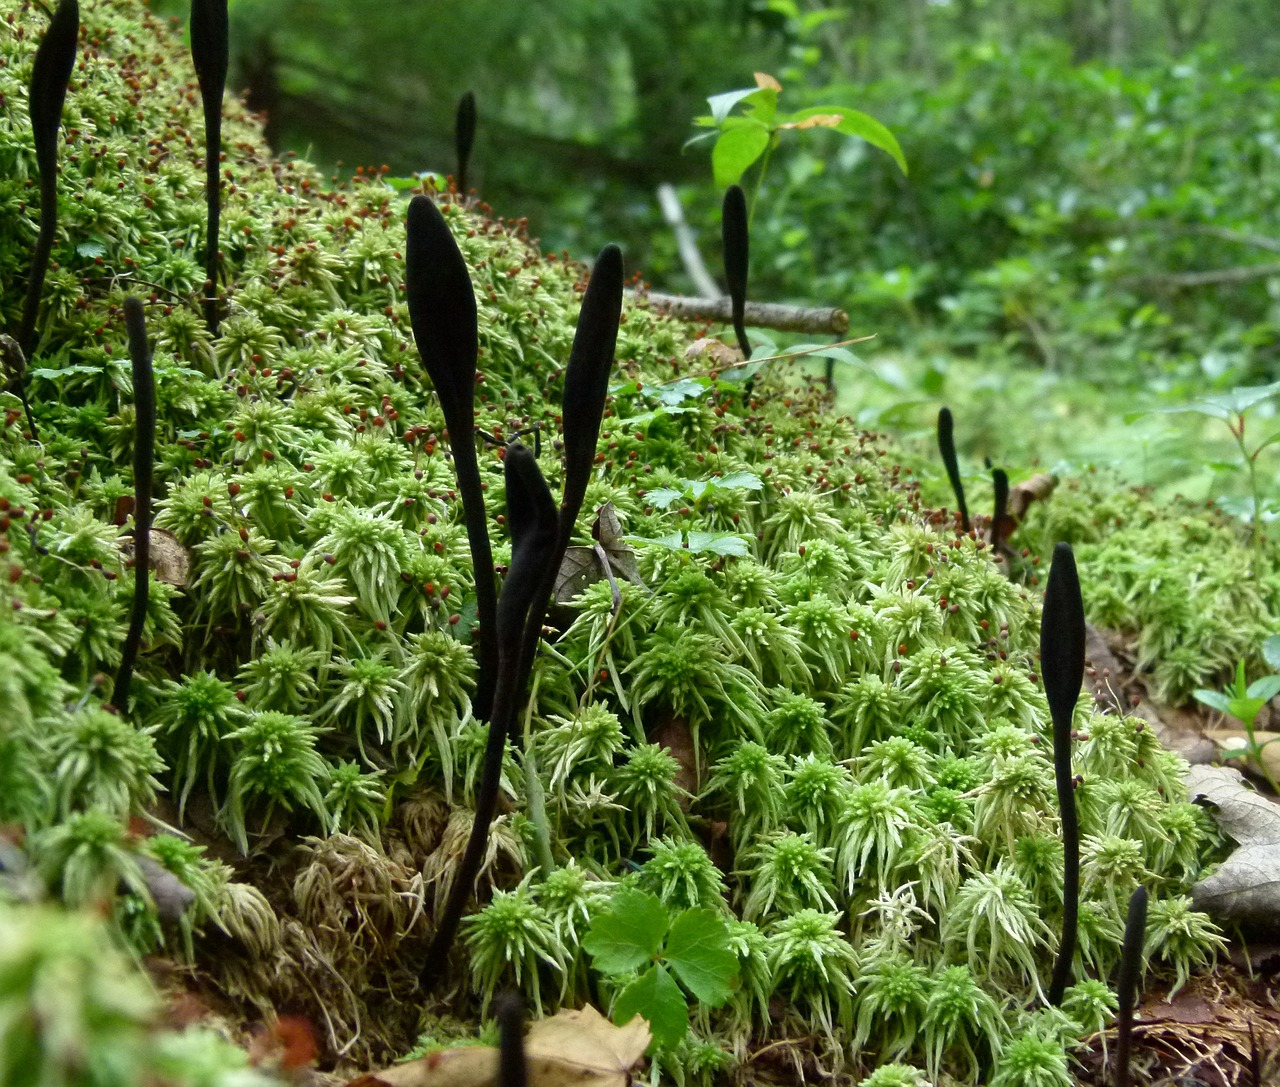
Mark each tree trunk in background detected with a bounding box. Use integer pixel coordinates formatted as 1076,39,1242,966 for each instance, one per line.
907,0,932,75
1159,0,1211,52
1109,0,1132,63
1066,0,1100,60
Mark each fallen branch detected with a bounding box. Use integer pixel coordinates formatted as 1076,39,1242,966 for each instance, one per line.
1120,220,1280,256
630,290,848,335
1123,261,1280,289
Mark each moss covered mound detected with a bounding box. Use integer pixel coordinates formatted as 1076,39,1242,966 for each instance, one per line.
0,2,1236,1084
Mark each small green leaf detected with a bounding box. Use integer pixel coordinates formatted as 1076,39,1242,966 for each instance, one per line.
647,488,683,510
662,909,736,1007
789,106,907,175
1199,382,1280,416
1263,636,1280,672
706,87,760,126
1226,697,1266,727
716,472,763,491
653,378,709,408
1192,689,1233,715
614,965,688,1053
625,532,686,552
1246,675,1280,703
583,888,670,975
686,531,751,557
76,240,107,259
712,123,772,188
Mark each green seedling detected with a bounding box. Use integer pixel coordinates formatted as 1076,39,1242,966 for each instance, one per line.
582,887,736,1053
1194,641,1280,794
689,71,905,219
1130,381,1280,548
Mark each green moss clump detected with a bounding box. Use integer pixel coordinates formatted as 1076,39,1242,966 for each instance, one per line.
0,0,1235,1080
1023,474,1280,702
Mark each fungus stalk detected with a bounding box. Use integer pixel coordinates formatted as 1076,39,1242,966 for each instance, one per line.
1042,542,1085,1005
113,298,156,708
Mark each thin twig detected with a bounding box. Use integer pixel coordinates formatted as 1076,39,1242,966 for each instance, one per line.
631,290,849,335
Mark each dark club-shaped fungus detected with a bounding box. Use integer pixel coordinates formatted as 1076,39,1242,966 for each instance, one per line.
16,0,79,439
510,243,624,737
990,467,1009,550
405,194,499,720
420,245,622,989
1042,541,1086,1005
1114,885,1149,1087
113,298,156,709
496,992,527,1087
421,442,557,989
936,407,970,533
722,185,751,362
455,91,477,195
189,0,228,336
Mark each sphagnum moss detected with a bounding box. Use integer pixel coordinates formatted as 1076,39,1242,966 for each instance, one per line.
0,0,1244,1080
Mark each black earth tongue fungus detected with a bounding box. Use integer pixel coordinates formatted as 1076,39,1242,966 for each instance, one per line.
508,243,624,742
405,194,499,721
722,185,752,366
936,407,970,533
990,466,1009,550
189,0,228,337
1114,885,1149,1087
1042,541,1086,1006
496,992,527,1087
421,442,558,992
16,0,79,439
113,298,156,711
455,91,477,196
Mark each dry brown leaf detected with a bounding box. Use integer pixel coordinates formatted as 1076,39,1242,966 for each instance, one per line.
1007,472,1057,522
780,114,843,130
753,71,781,92
683,338,743,367
118,527,192,587
553,504,641,605
348,1006,649,1087
345,1047,497,1087
1187,764,1280,933
524,1004,650,1073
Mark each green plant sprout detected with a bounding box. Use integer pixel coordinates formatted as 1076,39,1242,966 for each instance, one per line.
1193,637,1280,794
582,887,737,1053
1129,381,1280,547
689,72,906,220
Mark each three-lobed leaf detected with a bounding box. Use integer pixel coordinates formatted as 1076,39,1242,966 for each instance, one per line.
613,965,688,1052
662,908,736,1007
582,888,669,975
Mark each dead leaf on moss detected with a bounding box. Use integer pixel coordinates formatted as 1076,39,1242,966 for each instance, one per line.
348,1006,649,1087
683,338,743,368
1187,764,1280,932
553,504,642,605
118,527,192,587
